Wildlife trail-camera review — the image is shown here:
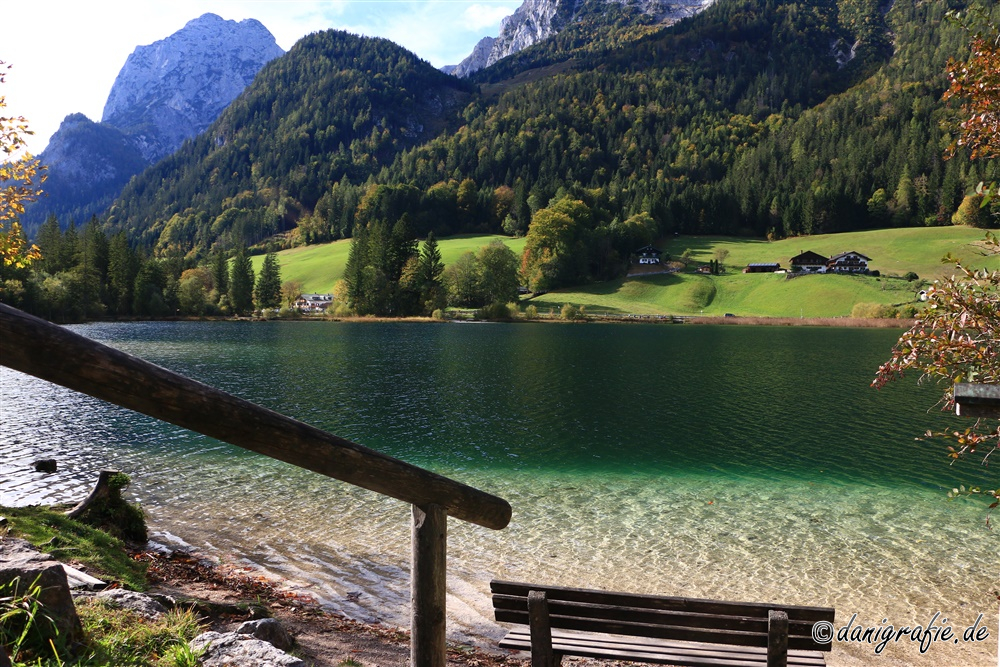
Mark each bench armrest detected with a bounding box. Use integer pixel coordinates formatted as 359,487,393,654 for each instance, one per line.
529,590,560,667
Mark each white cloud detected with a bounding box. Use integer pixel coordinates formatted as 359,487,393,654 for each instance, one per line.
462,3,513,31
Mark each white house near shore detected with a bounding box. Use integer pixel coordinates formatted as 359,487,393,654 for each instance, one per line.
295,293,333,312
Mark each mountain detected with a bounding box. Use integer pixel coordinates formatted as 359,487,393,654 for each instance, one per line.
22,13,283,236
107,31,473,253
102,13,285,163
109,0,999,265
451,36,497,78
450,0,715,77
22,115,149,235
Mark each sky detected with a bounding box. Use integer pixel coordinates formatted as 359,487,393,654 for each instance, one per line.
3,0,522,156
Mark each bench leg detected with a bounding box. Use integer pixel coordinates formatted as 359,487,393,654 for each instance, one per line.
767,609,789,667
528,590,560,667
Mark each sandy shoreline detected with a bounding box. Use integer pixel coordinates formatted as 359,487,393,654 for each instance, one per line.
80,313,914,328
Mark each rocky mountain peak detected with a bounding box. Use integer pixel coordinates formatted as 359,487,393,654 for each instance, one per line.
451,0,716,77
23,14,283,233
101,12,284,162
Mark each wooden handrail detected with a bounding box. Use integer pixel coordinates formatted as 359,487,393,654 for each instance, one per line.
0,304,512,530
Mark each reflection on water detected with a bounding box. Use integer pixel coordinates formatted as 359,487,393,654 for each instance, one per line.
1,321,996,666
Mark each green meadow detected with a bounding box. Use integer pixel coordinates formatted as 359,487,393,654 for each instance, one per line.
252,234,527,294
530,227,997,318
254,227,995,317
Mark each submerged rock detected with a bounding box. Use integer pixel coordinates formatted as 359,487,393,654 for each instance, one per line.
32,459,57,473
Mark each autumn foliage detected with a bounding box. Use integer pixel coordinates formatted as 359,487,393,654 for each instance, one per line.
0,61,44,268
873,235,1000,522
943,14,1000,161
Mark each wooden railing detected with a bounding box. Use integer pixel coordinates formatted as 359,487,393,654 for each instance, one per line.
0,304,512,666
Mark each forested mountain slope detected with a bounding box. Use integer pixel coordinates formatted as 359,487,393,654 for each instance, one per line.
109,0,998,265
107,31,472,254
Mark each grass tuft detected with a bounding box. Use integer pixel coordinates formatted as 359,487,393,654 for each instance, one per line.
1,505,147,591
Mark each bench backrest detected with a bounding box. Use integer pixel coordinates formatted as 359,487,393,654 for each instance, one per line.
491,580,835,653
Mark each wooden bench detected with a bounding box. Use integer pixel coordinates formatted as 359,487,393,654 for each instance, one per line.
491,580,834,667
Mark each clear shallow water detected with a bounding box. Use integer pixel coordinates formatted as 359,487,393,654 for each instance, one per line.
1,321,996,665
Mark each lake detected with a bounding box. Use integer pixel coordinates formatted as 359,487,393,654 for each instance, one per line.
1,321,996,665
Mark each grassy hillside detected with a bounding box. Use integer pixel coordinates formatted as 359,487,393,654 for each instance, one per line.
252,235,528,294
530,227,999,317
255,227,995,317
663,227,996,278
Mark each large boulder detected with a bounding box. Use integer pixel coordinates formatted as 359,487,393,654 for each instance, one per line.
0,538,84,650
236,617,294,651
95,589,168,619
190,631,304,667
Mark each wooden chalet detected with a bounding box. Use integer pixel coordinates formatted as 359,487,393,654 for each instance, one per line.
827,251,871,273
789,251,829,273
634,245,663,265
744,262,781,273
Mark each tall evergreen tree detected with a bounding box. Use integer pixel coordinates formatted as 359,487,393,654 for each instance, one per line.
107,231,139,316
211,251,229,301
229,245,255,315
35,215,63,273
343,223,368,309
133,259,168,317
254,251,282,310
417,232,445,313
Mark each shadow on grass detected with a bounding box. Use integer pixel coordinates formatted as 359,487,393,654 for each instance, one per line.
525,273,687,314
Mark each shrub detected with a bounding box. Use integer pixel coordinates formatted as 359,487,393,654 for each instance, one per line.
904,272,919,282
431,309,446,320
524,304,538,320
475,302,513,320
561,303,582,320
332,304,353,318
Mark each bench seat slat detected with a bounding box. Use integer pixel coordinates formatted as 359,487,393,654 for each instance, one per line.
494,594,820,636
500,629,829,667
495,609,825,652
492,580,834,623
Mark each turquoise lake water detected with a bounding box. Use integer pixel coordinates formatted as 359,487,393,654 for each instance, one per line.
1,321,996,665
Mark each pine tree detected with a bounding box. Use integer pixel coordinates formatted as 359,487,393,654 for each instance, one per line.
417,232,445,314
107,231,139,316
344,223,368,309
211,251,229,301
254,251,282,310
229,245,255,316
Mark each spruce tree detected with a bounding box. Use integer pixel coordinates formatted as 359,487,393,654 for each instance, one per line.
344,223,368,309
211,251,229,301
229,245,255,315
417,232,445,313
107,231,139,316
254,251,282,311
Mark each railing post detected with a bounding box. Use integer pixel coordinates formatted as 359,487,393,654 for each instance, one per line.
412,503,447,667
